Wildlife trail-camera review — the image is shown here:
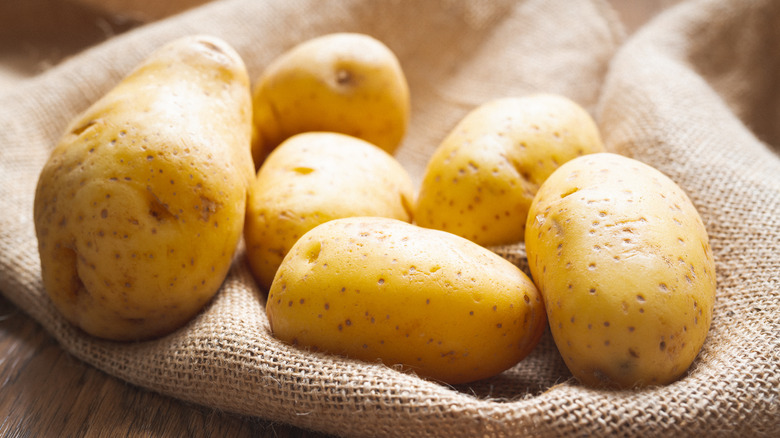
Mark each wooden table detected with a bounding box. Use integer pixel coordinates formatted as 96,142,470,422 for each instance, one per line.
0,2,672,436
0,294,326,438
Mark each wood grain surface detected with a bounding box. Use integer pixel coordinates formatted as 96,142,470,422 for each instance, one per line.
0,295,331,438
0,1,671,437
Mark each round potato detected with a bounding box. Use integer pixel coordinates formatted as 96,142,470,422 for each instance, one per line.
33,35,254,341
525,153,716,388
415,94,604,246
251,33,410,167
245,132,414,290
266,217,546,385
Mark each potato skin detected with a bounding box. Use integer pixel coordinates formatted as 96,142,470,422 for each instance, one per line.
525,153,716,388
267,217,546,384
33,35,254,341
244,132,414,290
415,95,604,246
251,33,410,167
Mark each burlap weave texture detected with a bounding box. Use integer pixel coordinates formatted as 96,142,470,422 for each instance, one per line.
0,0,777,436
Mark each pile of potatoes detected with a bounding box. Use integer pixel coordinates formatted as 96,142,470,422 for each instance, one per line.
34,33,716,389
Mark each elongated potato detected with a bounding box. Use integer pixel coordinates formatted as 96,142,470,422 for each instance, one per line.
415,95,604,246
267,217,546,384
525,153,716,388
245,132,414,290
33,35,254,341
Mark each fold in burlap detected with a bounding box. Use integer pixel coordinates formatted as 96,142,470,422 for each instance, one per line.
0,0,777,436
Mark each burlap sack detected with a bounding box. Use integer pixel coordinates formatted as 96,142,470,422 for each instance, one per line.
0,0,777,436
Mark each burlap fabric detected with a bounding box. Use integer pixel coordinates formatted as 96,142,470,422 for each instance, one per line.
1,0,778,436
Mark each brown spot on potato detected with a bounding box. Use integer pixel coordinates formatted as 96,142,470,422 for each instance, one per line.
198,196,218,221
336,68,353,85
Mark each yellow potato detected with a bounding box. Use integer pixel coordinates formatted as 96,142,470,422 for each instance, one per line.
33,35,254,341
415,94,604,246
251,33,410,167
267,217,546,384
525,153,716,388
245,132,414,290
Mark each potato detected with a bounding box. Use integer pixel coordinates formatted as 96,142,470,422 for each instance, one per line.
266,217,546,384
251,33,410,167
525,153,716,388
33,35,254,341
244,132,414,290
415,94,604,246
